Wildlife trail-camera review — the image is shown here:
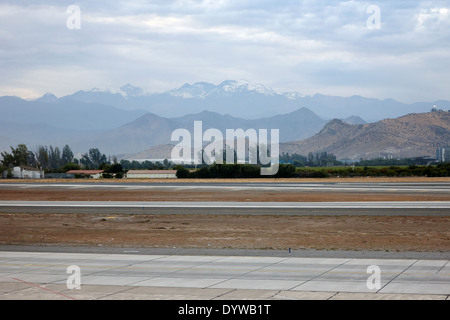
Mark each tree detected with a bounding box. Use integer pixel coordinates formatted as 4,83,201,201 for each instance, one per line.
0,150,15,168
27,151,37,167
35,145,49,170
1,144,29,167
120,160,131,170
80,148,107,169
89,148,107,168
80,152,92,169
48,145,62,170
176,166,190,178
61,145,74,165
63,162,80,172
12,144,29,166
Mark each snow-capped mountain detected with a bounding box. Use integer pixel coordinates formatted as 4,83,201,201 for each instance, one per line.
167,80,278,99
120,83,144,97
167,82,216,99
23,80,448,120
212,79,277,96
282,91,306,100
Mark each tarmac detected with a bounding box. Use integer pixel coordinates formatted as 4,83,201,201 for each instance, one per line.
1,249,449,300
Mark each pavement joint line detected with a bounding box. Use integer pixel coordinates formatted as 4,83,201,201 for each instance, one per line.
327,292,340,300
211,288,237,300
124,254,232,287
291,258,352,290
76,285,136,300
204,256,293,289
436,260,450,274
82,254,175,277
377,259,419,294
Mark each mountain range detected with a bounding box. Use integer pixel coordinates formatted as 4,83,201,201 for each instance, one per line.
1,80,449,160
58,107,327,156
12,79,449,121
281,111,450,160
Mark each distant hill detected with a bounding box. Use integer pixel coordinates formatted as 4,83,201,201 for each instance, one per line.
0,96,146,131
123,144,175,161
171,107,326,142
79,107,326,155
72,113,181,155
281,111,450,159
342,115,367,125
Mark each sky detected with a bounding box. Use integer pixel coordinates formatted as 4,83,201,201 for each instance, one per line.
0,0,449,103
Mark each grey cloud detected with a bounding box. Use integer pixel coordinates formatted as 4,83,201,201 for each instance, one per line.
0,1,449,103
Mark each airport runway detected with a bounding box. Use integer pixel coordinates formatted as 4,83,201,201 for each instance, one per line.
0,200,449,216
0,250,449,300
1,181,450,193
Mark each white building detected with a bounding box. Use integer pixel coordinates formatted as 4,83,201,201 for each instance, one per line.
126,170,177,179
436,147,449,162
2,166,45,179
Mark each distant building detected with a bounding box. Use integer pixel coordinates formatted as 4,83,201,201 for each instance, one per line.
431,105,449,112
126,170,177,179
436,147,450,162
66,170,104,179
2,166,44,179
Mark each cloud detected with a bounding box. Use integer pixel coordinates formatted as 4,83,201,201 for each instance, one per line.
0,0,449,103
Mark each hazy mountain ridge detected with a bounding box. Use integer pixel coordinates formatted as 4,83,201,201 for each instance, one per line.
0,96,146,131
76,107,327,155
280,111,450,159
23,80,447,120
1,80,449,159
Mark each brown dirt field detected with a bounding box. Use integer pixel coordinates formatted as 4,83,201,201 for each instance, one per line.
0,213,449,252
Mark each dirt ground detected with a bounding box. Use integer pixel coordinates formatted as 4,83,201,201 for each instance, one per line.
0,177,449,252
0,213,449,252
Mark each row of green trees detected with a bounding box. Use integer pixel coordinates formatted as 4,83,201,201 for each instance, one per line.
280,152,436,167
280,152,342,167
296,163,450,178
175,163,450,178
176,163,297,179
3,144,449,179
120,159,174,170
0,144,111,172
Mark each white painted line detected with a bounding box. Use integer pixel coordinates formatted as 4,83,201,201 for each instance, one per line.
1,201,450,209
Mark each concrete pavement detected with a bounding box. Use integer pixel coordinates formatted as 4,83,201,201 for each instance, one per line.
1,200,449,216
0,251,449,300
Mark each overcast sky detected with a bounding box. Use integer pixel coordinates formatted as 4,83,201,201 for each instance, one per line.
0,0,449,102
